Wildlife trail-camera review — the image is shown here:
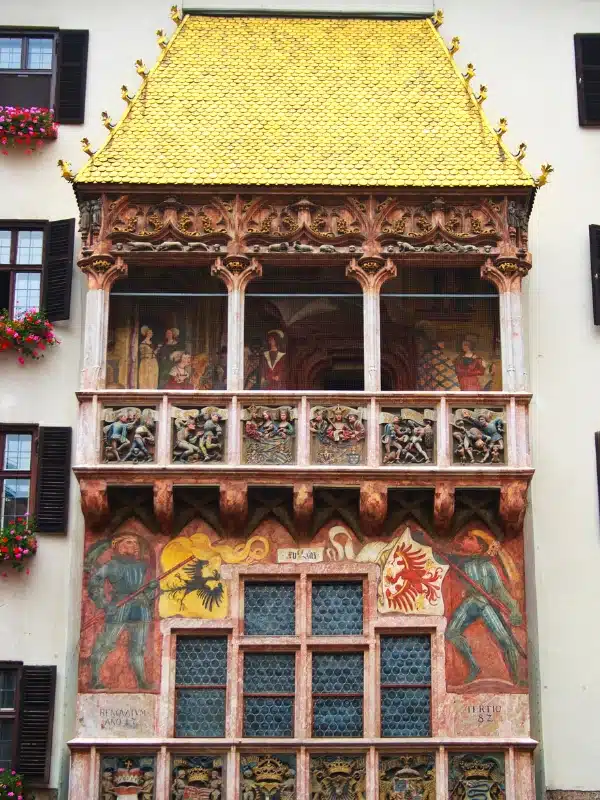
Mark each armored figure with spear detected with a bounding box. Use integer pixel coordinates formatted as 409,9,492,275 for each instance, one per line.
419,528,526,686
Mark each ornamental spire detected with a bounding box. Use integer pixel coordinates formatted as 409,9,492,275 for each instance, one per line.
57,159,75,182
535,163,554,187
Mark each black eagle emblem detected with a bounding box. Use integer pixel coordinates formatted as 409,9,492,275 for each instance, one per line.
165,558,225,611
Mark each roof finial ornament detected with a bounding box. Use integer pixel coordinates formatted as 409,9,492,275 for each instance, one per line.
513,142,527,162
494,118,508,139
432,9,444,28
535,163,554,187
475,84,488,104
156,29,169,49
462,63,475,85
121,85,133,104
448,36,460,56
170,5,183,25
101,111,115,130
135,59,149,79
57,159,75,183
81,137,95,157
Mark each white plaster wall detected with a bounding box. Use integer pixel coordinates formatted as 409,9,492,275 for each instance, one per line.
2,0,599,795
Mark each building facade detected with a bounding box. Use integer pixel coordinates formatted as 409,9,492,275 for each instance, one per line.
1,2,600,800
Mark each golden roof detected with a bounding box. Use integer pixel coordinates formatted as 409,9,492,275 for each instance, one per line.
75,15,534,188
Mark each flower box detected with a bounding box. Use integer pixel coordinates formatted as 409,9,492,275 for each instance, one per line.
0,106,58,154
0,517,37,575
0,309,59,363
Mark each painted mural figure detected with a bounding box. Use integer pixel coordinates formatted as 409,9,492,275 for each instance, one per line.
415,322,459,391
444,530,524,685
158,327,181,387
87,534,155,690
165,351,194,389
138,326,160,389
260,329,287,389
454,336,487,390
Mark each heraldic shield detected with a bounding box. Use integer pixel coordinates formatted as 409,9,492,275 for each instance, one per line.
379,755,435,800
448,753,505,800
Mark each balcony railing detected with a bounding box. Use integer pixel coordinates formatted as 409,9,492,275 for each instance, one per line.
75,390,532,472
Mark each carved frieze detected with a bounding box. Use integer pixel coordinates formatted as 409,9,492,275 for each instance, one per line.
102,407,157,463
379,754,435,800
448,753,505,799
172,406,227,463
380,408,436,464
310,405,366,465
451,408,505,465
77,193,528,266
242,405,297,465
240,755,296,800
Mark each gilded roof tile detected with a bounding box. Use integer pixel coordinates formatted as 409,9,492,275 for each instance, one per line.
75,15,534,187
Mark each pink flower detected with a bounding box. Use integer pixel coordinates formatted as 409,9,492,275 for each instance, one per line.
17,357,24,365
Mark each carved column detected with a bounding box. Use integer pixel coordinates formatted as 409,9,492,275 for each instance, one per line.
481,258,530,392
212,256,262,391
79,256,128,390
346,257,397,392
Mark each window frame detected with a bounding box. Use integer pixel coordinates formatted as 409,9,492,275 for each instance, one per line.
575,33,600,127
378,632,433,738
0,29,57,110
0,221,47,317
0,425,38,528
0,662,22,772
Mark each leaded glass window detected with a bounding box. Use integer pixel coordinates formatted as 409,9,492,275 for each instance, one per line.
243,652,295,737
311,582,363,635
244,582,296,635
175,637,227,737
380,635,431,737
312,652,364,737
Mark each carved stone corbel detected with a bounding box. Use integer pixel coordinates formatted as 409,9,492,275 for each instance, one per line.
79,479,110,531
499,480,528,536
434,482,455,534
211,254,262,291
293,483,314,538
480,256,530,293
346,256,397,292
79,254,128,291
153,480,174,536
359,482,387,536
220,480,248,534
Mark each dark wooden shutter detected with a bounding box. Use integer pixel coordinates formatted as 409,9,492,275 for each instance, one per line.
43,218,74,322
575,34,600,126
55,30,89,124
35,427,72,533
15,666,56,785
590,225,600,325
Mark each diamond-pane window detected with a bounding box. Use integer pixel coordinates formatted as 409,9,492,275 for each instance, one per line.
243,653,295,737
312,652,363,737
311,582,363,635
380,635,431,737
175,637,227,737
244,582,296,635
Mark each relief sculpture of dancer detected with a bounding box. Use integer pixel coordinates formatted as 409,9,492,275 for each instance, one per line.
102,407,156,463
172,406,227,463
